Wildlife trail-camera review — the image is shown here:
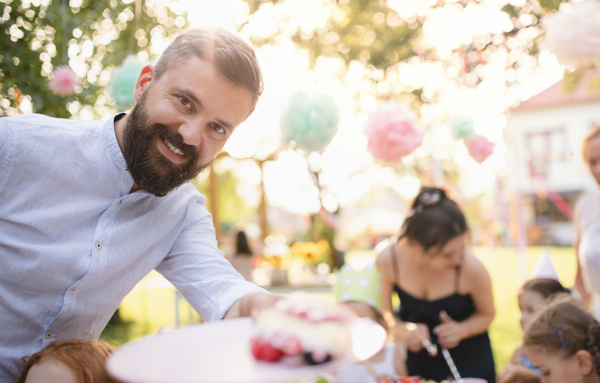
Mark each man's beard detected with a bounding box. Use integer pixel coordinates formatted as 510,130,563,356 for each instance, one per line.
122,95,210,197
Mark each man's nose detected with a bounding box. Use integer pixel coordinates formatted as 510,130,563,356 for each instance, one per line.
177,118,203,147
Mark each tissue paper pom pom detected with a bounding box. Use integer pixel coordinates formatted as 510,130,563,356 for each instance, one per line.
542,1,600,68
280,91,339,153
466,135,494,164
451,116,474,139
365,102,424,165
109,55,147,109
48,66,77,97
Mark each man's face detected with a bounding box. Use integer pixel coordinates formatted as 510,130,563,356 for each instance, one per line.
123,56,253,196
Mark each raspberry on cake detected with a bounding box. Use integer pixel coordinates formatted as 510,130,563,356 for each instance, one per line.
250,293,356,365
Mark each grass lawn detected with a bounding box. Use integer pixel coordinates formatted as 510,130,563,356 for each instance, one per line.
103,246,576,376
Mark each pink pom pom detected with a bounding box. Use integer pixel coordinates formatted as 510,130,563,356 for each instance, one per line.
466,135,494,164
49,66,77,97
365,102,424,165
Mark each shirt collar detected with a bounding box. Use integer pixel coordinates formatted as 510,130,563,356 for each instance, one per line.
102,113,130,175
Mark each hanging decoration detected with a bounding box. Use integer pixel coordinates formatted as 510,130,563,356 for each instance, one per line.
108,55,147,109
364,101,424,165
541,0,600,68
450,116,474,139
465,134,494,164
48,66,78,97
279,90,339,154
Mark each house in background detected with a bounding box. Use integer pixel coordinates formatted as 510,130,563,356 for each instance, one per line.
506,70,600,246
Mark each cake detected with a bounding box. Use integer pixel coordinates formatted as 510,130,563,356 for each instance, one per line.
250,293,355,365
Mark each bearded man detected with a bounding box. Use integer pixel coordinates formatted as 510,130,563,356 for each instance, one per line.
0,27,275,381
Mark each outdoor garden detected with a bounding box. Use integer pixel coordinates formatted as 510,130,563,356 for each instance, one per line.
2,0,600,382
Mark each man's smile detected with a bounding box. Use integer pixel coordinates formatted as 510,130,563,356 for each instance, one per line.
158,135,187,163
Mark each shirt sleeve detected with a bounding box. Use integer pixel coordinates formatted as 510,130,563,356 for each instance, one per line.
155,199,266,321
0,117,14,195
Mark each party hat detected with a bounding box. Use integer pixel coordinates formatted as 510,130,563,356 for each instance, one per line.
531,248,559,280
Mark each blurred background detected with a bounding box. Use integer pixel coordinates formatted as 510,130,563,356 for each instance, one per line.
2,0,600,373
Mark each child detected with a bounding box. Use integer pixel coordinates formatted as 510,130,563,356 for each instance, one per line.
523,294,600,383
16,338,121,383
335,300,407,383
498,278,566,383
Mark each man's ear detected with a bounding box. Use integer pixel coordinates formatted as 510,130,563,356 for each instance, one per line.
133,64,155,102
575,349,595,376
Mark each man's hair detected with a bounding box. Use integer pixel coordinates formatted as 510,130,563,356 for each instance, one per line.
154,27,263,115
17,338,121,383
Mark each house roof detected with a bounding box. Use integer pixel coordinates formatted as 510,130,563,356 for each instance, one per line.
513,69,600,112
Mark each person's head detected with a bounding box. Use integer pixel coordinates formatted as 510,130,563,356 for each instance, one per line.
518,278,566,329
17,339,120,383
523,295,600,383
342,300,387,332
123,27,264,197
236,230,252,255
582,126,600,186
399,187,468,269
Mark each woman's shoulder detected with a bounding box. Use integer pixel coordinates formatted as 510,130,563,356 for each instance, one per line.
375,243,396,277
460,250,491,285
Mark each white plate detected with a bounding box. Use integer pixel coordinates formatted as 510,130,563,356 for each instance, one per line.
107,317,386,383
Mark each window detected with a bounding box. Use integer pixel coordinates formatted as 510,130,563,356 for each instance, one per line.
525,127,569,177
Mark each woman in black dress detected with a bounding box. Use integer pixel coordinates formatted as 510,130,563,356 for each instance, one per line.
375,187,496,382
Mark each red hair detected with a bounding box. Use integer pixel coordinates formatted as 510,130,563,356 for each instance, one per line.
16,338,121,383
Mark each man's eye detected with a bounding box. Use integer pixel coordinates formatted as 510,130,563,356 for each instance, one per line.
211,123,225,134
179,96,191,107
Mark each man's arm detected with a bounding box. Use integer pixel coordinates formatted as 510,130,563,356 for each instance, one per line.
224,291,279,319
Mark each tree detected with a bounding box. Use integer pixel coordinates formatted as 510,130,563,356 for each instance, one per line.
0,0,188,118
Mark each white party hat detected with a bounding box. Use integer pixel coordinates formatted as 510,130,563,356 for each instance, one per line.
530,248,559,280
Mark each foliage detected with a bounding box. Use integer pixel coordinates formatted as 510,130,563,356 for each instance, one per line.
192,167,258,234
240,0,569,107
0,0,188,118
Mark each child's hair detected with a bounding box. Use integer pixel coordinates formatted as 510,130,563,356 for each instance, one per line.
399,187,468,251
16,338,120,383
524,294,600,376
582,125,600,163
342,300,388,331
520,278,567,299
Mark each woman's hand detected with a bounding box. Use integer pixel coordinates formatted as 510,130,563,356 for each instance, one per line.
433,311,464,349
404,322,430,353
498,362,541,383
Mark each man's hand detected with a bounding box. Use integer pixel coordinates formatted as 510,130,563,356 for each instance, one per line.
224,292,279,319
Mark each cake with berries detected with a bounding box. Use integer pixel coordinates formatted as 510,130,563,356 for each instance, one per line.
250,293,355,365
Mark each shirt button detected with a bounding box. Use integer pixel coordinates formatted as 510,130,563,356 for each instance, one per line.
45,331,51,339
119,198,123,204
95,242,102,250
124,167,129,172
70,287,76,293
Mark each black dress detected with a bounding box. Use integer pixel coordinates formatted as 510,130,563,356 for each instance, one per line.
391,249,496,382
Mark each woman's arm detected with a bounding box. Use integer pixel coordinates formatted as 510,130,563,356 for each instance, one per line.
375,247,402,336
375,247,429,352
573,209,591,309
434,252,495,349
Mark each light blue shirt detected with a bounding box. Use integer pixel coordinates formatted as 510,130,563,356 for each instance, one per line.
0,114,265,380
